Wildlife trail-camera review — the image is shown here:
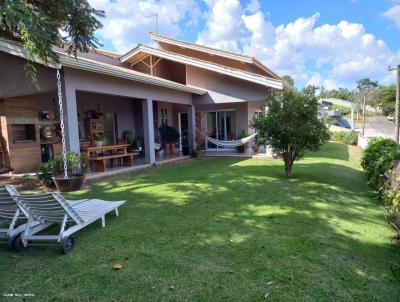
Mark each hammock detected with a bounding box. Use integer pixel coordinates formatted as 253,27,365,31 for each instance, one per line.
206,133,257,148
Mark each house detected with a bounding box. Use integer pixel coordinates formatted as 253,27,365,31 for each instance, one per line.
0,33,284,175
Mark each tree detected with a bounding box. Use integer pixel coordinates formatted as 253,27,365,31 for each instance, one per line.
319,87,353,101
251,89,330,177
282,75,294,86
0,0,104,82
376,85,396,116
356,78,378,93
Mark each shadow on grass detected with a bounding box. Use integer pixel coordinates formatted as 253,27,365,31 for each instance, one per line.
0,155,399,301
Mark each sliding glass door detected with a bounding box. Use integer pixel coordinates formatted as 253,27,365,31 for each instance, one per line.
203,110,237,150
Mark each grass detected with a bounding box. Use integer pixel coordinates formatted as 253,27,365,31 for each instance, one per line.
1,142,399,301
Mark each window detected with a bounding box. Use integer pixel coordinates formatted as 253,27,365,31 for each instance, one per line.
11,124,37,143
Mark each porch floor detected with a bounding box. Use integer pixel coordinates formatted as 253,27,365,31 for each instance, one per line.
86,152,190,181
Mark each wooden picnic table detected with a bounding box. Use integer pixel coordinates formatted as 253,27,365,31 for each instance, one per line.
81,144,139,172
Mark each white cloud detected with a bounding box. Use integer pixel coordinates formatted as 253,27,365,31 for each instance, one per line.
383,5,400,29
88,0,201,52
197,0,247,51
197,0,400,88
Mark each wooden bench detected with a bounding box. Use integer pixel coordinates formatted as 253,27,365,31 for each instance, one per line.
90,153,137,172
81,144,139,173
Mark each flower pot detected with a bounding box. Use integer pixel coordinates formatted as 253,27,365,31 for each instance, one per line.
164,143,171,155
52,174,85,192
182,146,191,156
170,143,176,154
94,140,106,147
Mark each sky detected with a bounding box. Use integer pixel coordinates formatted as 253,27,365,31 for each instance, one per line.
88,0,400,89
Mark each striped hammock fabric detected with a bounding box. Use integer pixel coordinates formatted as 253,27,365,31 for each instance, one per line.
206,133,257,148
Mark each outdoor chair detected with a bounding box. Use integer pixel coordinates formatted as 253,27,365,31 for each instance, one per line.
0,185,51,250
7,184,126,254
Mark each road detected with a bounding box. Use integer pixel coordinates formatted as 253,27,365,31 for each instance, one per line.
355,116,395,139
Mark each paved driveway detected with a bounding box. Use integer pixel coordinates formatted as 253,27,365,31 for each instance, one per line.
355,116,395,139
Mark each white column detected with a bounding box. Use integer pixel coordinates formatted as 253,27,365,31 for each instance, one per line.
142,99,155,164
61,71,80,153
187,104,196,148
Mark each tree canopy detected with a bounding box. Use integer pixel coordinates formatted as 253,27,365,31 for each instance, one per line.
0,0,104,80
282,75,294,86
252,89,330,177
356,78,378,93
319,87,353,101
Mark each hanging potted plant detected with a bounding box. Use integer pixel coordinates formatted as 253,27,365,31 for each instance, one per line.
52,152,86,192
38,152,86,192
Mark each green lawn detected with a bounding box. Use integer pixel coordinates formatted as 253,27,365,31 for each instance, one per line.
1,142,399,301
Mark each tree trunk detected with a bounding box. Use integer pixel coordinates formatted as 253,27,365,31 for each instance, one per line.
283,153,293,177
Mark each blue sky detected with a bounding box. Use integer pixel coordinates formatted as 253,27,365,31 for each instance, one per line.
89,0,400,89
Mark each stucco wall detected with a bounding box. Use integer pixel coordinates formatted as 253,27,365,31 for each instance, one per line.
0,52,56,98
195,102,249,135
247,101,264,134
63,67,193,105
36,92,141,139
186,65,268,104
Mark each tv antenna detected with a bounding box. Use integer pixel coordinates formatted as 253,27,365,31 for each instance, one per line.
145,13,158,33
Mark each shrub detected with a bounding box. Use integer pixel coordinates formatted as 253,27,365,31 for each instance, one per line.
344,130,358,145
334,131,346,143
331,130,358,145
361,137,400,194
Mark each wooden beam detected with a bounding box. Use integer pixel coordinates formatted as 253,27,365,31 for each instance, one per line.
153,57,162,68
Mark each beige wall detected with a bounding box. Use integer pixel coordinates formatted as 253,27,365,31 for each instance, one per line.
36,92,141,139
186,65,269,104
247,101,264,134
195,102,249,136
0,52,56,99
63,68,193,105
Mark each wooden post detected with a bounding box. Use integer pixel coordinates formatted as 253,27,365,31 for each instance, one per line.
395,65,400,143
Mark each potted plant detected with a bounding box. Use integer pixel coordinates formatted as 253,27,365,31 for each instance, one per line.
181,134,191,156
252,144,260,154
191,144,202,158
237,130,247,153
38,151,86,192
159,125,179,155
94,133,107,147
122,130,135,151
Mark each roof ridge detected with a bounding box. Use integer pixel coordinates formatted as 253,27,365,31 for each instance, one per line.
150,32,254,60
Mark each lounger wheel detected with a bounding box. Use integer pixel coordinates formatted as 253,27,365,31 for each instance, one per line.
5,235,17,251
13,235,28,252
60,236,75,254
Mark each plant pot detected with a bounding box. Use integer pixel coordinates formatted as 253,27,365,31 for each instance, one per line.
170,143,176,154
237,145,245,153
94,140,106,147
182,146,191,156
164,143,171,155
191,150,201,158
53,174,85,192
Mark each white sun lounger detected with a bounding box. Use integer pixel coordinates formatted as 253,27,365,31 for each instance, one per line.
0,185,51,250
8,185,126,254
